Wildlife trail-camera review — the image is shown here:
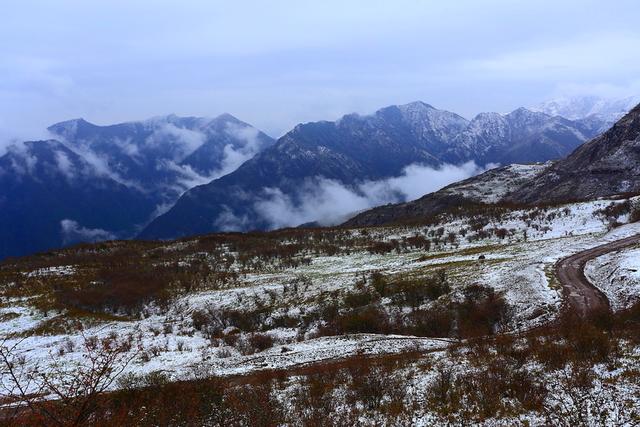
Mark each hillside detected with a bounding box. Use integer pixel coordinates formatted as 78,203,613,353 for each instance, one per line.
508,103,640,203
0,140,153,259
2,191,639,425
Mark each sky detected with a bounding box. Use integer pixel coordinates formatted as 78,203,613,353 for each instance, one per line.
2,0,640,141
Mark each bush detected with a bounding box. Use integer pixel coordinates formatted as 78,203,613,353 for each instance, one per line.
456,285,512,337
411,308,454,337
249,333,274,353
387,271,450,308
343,291,376,308
337,306,390,334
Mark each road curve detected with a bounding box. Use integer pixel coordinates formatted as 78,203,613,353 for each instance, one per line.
555,233,640,316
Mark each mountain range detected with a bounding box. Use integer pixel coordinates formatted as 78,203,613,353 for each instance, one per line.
141,102,601,239
1,98,633,258
345,102,640,227
532,95,640,133
0,114,274,259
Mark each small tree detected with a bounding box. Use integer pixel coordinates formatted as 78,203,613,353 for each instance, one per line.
0,329,136,426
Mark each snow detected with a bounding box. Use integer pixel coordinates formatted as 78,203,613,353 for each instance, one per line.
533,95,639,122
585,246,640,310
440,162,551,203
25,265,76,278
1,196,640,397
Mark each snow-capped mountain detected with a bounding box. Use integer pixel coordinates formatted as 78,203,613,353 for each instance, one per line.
346,101,640,227
444,107,595,165
510,102,640,204
532,95,640,132
140,102,470,239
0,100,613,257
141,102,599,240
48,114,275,205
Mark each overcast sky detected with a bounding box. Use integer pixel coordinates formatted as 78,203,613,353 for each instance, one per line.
2,0,640,140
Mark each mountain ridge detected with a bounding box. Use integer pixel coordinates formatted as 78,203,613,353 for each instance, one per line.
141,101,602,239
345,102,640,227
0,114,275,259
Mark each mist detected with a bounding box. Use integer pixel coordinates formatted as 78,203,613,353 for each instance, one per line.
60,219,116,244
253,162,486,229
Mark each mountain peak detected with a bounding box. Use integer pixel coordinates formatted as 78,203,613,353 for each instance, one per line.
507,106,543,118
214,112,242,123
398,100,435,111
47,118,98,139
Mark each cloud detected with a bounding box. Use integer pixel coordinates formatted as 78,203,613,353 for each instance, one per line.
218,123,265,177
54,151,74,180
160,160,215,191
61,142,148,192
0,124,55,157
254,182,372,229
466,33,640,81
60,219,116,244
360,162,484,202
159,122,268,195
146,122,206,160
253,161,485,229
213,206,251,232
4,142,39,175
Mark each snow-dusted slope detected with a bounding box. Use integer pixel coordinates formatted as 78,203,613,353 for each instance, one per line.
439,162,551,203
585,245,640,310
446,108,595,165
3,196,639,385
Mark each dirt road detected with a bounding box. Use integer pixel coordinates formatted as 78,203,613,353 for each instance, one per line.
555,234,640,316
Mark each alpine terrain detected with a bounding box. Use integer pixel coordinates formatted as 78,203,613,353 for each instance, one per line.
142,101,601,239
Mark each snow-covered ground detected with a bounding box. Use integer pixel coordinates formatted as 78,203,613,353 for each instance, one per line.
440,162,551,203
585,245,640,310
0,196,639,398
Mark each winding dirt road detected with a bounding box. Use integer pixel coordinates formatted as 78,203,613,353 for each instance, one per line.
555,234,640,316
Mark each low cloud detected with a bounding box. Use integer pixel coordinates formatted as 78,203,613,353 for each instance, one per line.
218,123,266,176
0,125,55,157
54,151,75,180
161,160,215,191
253,162,486,229
4,142,39,175
159,123,268,194
213,205,251,231
146,122,207,160
60,219,116,244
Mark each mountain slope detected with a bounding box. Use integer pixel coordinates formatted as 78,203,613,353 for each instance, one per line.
140,102,470,239
345,102,640,227
141,102,597,239
48,114,275,206
508,103,640,203
0,140,152,259
0,114,274,259
444,108,594,165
